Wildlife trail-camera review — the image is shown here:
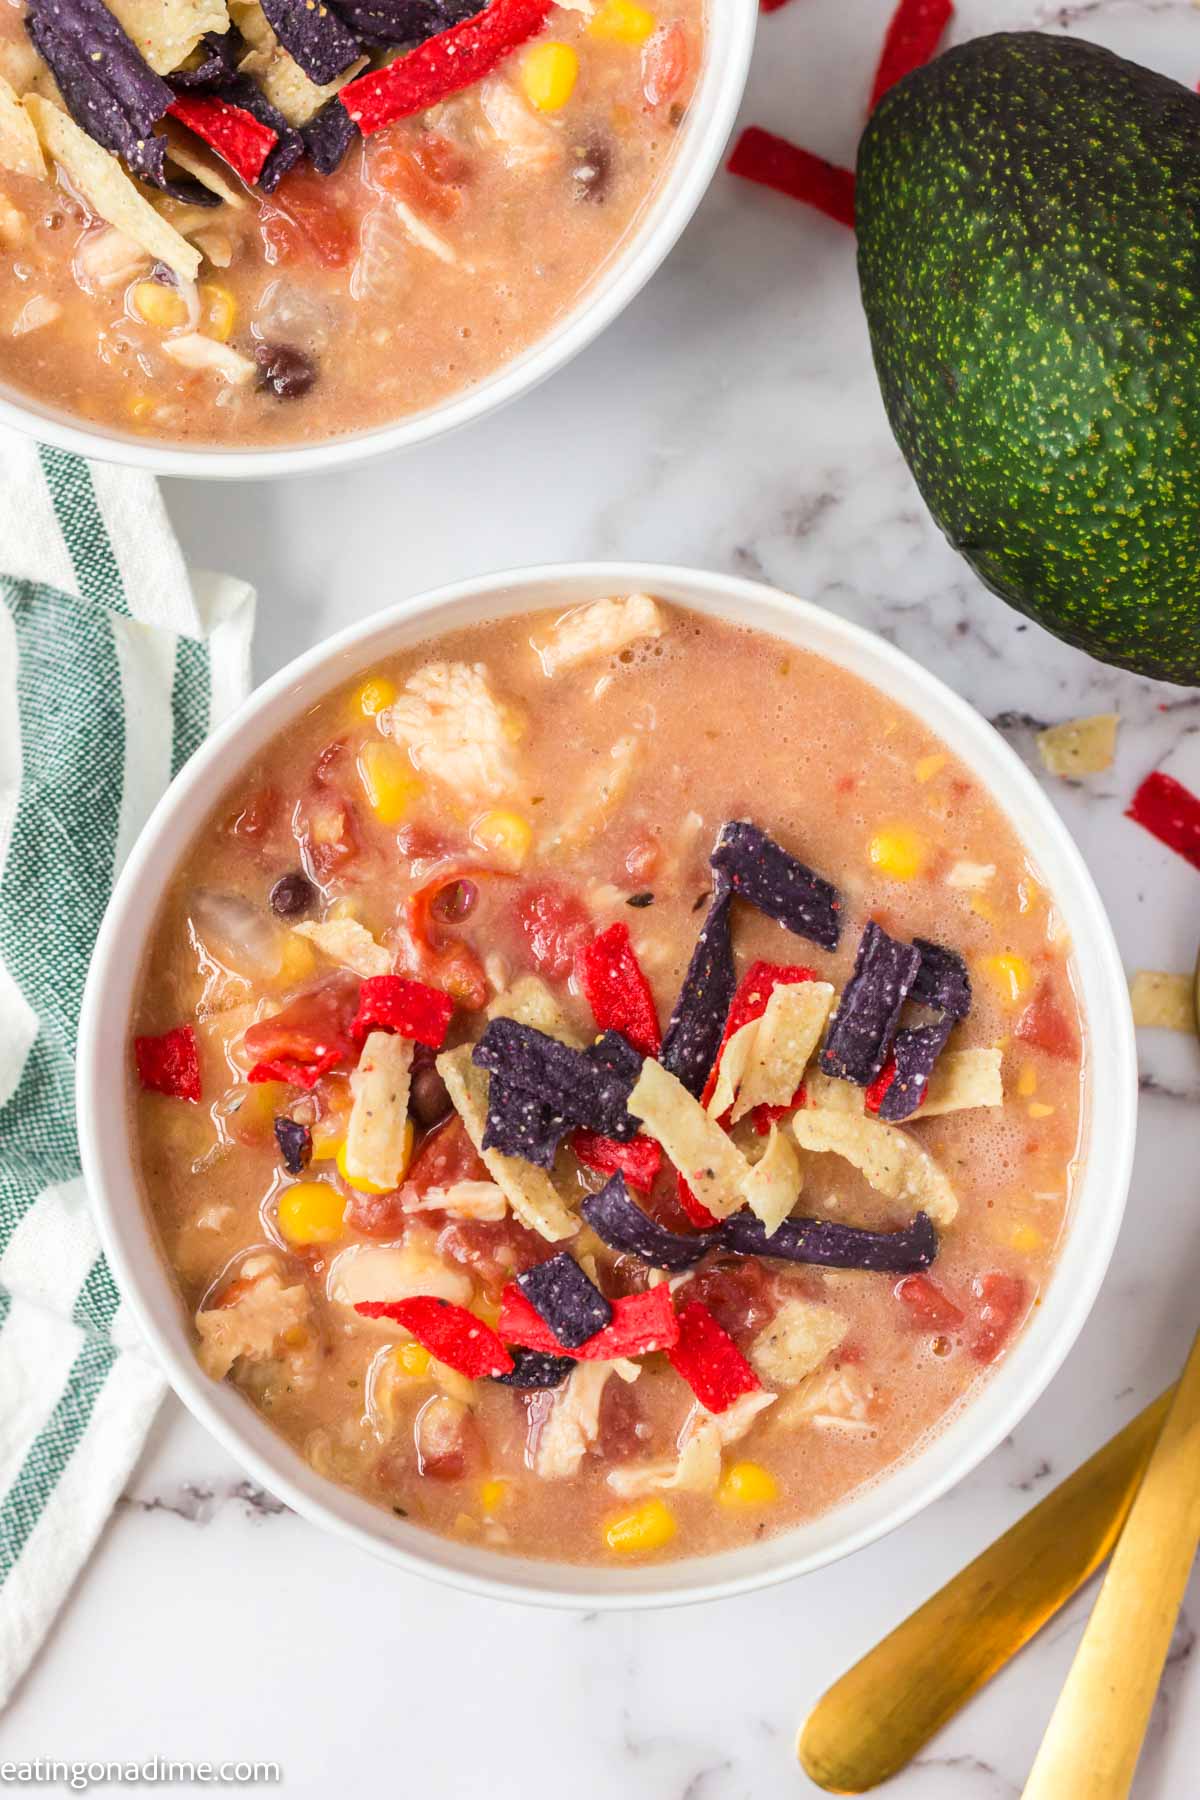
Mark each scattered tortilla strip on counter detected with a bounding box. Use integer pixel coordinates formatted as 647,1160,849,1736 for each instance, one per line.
0,74,46,179
627,1056,751,1221
749,1298,847,1388
792,1106,958,1227
292,917,392,978
920,1046,1004,1115
22,95,200,280
437,1044,578,1242
738,1124,802,1235
343,1030,412,1191
1130,970,1196,1034
1037,713,1119,780
532,594,665,678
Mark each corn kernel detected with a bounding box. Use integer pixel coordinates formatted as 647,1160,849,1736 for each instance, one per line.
588,0,655,41
1016,1064,1038,1098
1028,1101,1055,1119
131,279,189,331
353,675,397,718
980,953,1033,1009
604,1498,677,1555
395,1341,432,1378
279,932,318,984
520,41,579,111
472,807,533,867
358,739,422,827
479,1478,509,1514
310,1124,341,1162
199,282,236,342
337,1121,413,1193
1011,1222,1044,1253
914,753,948,785
868,826,927,882
281,1324,310,1349
277,1180,346,1245
128,393,154,423
718,1461,779,1508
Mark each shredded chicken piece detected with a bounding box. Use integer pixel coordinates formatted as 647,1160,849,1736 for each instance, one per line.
404,1180,508,1222
195,1254,312,1381
478,75,561,171
542,735,640,854
606,1389,776,1498
774,1363,874,1433
532,594,665,677
535,1362,613,1479
163,332,255,383
381,661,523,807
73,224,150,291
329,1237,473,1312
292,918,392,978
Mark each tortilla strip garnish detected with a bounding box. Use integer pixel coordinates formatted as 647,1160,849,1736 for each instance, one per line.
739,1124,802,1235
792,1106,958,1227
920,1047,1004,1115
0,73,46,178
22,94,200,279
437,1044,578,1243
344,1030,413,1191
292,917,392,978
728,979,835,1123
626,1057,751,1221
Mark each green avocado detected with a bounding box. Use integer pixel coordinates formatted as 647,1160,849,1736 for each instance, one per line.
856,32,1200,685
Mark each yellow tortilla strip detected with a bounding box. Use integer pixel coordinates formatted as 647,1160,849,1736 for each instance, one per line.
627,1058,750,1221
344,1031,413,1191
792,1107,958,1227
22,96,200,279
801,1071,865,1114
107,0,230,74
920,1047,1004,1116
163,123,245,207
705,1015,757,1120
0,74,46,180
436,1045,578,1243
1130,970,1196,1034
1036,713,1119,779
729,980,836,1124
738,1124,802,1235
487,974,584,1045
233,0,365,124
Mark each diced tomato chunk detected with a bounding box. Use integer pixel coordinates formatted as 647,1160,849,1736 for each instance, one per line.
514,883,593,980
241,973,359,1074
436,1215,556,1299
969,1273,1026,1364
679,1257,775,1349
641,21,688,107
406,1115,489,1194
267,165,356,268
591,1373,645,1462
895,1274,964,1332
369,132,466,218
414,1395,482,1480
224,787,279,844
1015,979,1079,1061
344,1188,409,1238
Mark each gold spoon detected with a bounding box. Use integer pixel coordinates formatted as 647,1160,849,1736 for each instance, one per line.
798,947,1200,1795
797,1388,1172,1792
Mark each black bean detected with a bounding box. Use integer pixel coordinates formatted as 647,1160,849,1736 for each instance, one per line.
274,1116,312,1174
409,1063,452,1130
270,871,315,917
255,342,317,399
431,879,478,924
571,140,611,203
626,892,655,908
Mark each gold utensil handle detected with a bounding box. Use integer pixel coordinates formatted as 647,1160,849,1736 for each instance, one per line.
1022,1332,1200,1799
797,1386,1175,1794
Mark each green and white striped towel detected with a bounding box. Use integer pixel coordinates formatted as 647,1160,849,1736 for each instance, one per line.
0,434,254,1708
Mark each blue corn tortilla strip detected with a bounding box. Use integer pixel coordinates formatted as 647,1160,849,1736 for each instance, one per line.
472,1018,641,1142
820,920,922,1086
301,96,357,173
710,820,842,952
170,30,240,86
260,0,361,86
517,1252,614,1349
492,1348,574,1389
877,1016,956,1122
721,1208,937,1273
482,1075,569,1169
333,0,483,43
273,1116,312,1175
911,937,972,1021
581,1174,717,1272
213,75,304,189
659,877,736,1098
25,0,217,201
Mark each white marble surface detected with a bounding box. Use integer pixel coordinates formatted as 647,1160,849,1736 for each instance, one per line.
10,0,1200,1790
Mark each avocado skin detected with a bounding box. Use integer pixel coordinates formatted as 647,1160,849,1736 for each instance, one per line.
856,32,1200,685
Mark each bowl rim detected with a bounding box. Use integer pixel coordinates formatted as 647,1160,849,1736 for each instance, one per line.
0,0,756,482
77,560,1138,1607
